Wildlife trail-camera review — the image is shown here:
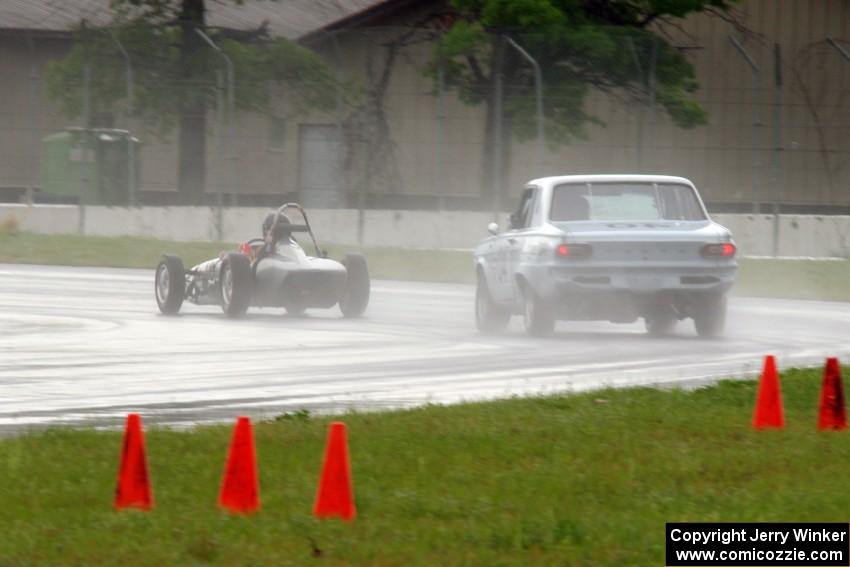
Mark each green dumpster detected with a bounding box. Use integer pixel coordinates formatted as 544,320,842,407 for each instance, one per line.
42,128,140,205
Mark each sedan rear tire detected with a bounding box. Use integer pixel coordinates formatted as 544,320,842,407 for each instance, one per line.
694,294,727,338
285,303,307,316
645,304,677,336
523,287,555,337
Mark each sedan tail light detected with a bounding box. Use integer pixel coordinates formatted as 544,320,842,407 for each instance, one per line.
701,243,736,258
556,243,593,258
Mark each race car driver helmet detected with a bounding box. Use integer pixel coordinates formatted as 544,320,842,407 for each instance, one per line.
262,211,293,242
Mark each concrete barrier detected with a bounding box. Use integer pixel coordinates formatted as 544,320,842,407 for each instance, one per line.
713,214,850,258
0,204,80,235
2,203,849,258
84,206,222,242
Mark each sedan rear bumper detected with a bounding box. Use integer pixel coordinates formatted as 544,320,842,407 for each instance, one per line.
529,263,736,299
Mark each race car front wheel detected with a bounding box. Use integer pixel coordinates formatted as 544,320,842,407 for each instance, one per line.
219,253,253,317
339,253,370,318
155,255,185,315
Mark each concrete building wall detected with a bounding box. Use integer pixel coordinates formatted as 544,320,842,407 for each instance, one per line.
0,35,72,192
2,1,850,209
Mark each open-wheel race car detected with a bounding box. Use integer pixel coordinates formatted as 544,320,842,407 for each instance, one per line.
154,203,370,318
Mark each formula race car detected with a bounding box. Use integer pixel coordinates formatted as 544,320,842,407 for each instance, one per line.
154,203,370,318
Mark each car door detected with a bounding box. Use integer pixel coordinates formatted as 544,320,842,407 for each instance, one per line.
508,187,540,300
477,233,502,295
491,187,537,301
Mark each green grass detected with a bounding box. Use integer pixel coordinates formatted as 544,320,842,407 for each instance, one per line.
0,231,231,271
0,231,473,284
1,230,849,299
735,258,850,302
0,369,846,565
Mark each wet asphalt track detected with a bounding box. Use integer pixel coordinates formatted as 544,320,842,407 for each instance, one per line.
2,263,850,431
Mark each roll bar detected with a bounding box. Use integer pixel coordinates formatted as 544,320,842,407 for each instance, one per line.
271,203,323,257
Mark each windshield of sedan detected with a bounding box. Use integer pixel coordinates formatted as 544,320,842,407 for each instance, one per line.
549,182,707,222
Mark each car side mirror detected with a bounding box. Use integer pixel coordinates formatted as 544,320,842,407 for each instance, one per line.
487,222,499,236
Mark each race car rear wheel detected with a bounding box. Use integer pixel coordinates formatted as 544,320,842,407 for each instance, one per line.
694,294,727,338
155,255,185,315
339,253,370,318
219,253,253,317
523,286,555,337
475,271,509,333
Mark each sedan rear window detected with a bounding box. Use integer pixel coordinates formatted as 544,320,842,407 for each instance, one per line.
550,183,706,222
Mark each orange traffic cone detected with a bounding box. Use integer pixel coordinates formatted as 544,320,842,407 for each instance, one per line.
818,357,847,431
114,413,154,510
752,355,785,429
313,422,356,520
218,417,260,514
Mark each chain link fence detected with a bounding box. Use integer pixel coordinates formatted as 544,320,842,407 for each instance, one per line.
2,23,850,213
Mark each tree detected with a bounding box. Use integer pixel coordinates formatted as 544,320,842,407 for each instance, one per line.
47,0,339,203
433,0,741,199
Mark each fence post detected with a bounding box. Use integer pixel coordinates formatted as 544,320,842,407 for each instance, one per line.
27,31,38,206
79,62,91,236
771,43,783,257
214,70,224,241
108,29,136,208
647,36,657,171
491,34,504,219
436,35,447,211
330,30,346,212
504,36,545,169
729,36,761,215
827,38,850,209
626,38,645,170
358,30,373,246
195,29,236,212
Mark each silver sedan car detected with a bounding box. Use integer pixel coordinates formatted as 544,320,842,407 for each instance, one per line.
473,175,737,337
